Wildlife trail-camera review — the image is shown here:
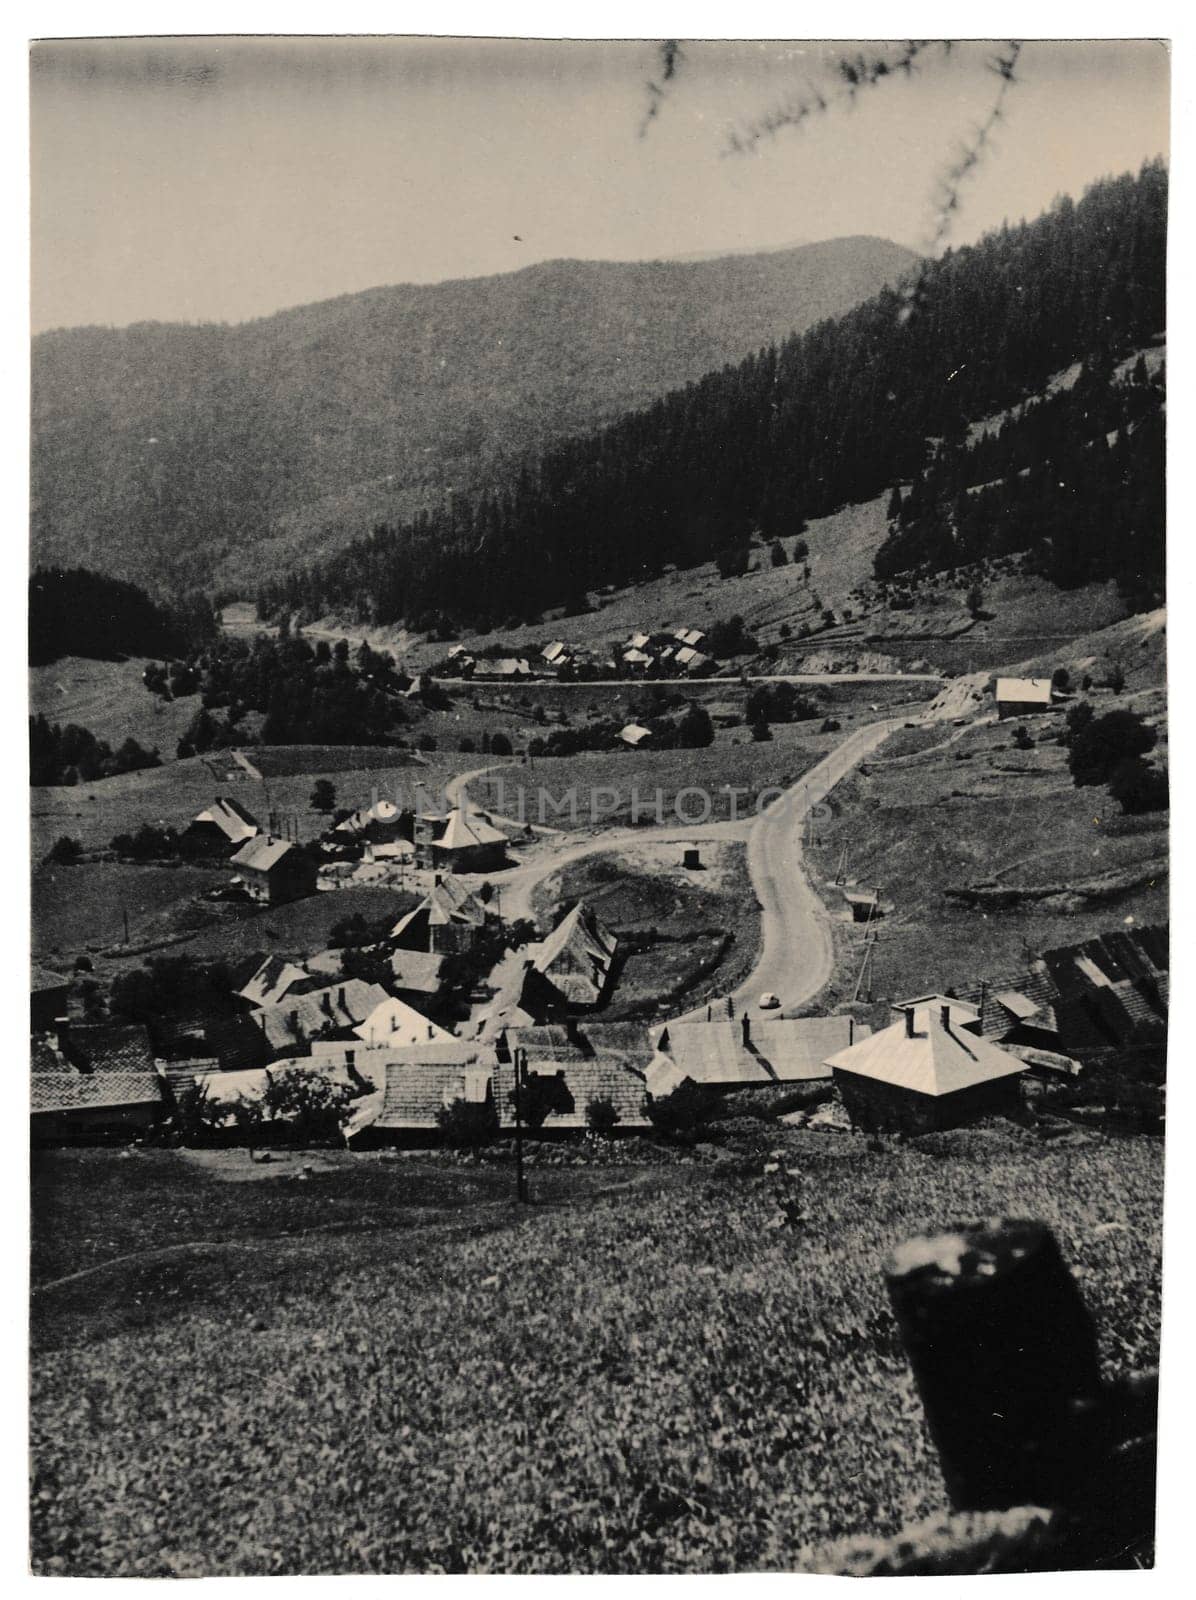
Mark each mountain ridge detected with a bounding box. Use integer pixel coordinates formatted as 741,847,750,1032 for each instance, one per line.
31,235,918,594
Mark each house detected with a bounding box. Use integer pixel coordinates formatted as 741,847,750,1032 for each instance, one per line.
333,798,405,843
825,1003,1026,1134
31,965,71,1033
475,959,570,1040
683,651,713,676
59,1022,157,1077
354,996,454,1048
389,949,448,1000
181,796,260,856
426,808,510,874
622,648,652,669
541,641,570,666
392,876,489,953
645,1014,863,1098
251,980,390,1058
619,723,652,748
995,677,1055,718
627,632,651,651
495,1021,653,1131
237,955,314,1010
474,657,531,679
530,901,618,1007
31,1065,165,1143
345,1041,490,1143
229,836,318,905
674,627,707,650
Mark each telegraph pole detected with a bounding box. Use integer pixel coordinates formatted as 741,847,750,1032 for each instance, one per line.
512,1046,529,1204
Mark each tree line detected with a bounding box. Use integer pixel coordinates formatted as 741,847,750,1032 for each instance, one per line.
29,566,218,667
256,162,1166,634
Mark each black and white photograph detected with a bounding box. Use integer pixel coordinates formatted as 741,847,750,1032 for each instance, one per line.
26,27,1170,1577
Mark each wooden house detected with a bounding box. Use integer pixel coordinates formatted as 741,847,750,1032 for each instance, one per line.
995,677,1055,718
181,796,260,857
228,836,317,905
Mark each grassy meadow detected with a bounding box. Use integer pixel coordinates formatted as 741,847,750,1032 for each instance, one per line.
31,1123,1162,1575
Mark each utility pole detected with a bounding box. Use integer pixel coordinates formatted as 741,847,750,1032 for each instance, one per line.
512,1046,529,1204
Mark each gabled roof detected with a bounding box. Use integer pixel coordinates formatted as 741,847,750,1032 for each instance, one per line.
826,1013,1026,1097
31,965,71,994
531,901,618,1005
622,649,652,666
620,723,652,745
230,835,302,874
391,878,487,939
238,955,312,1009
60,1023,156,1076
493,1055,650,1130
354,997,454,1048
542,641,568,662
995,677,1053,705
647,1015,861,1096
254,980,390,1054
475,962,566,1040
363,1044,488,1131
389,950,446,996
893,994,981,1032
334,798,402,835
31,1069,163,1115
436,808,509,852
504,1021,654,1073
189,795,260,844
991,989,1040,1021
627,632,650,650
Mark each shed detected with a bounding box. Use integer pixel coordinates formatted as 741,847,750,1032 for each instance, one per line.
826,1003,1026,1133
995,677,1054,719
844,888,881,923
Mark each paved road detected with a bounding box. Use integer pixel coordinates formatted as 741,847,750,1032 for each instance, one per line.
455,715,908,1018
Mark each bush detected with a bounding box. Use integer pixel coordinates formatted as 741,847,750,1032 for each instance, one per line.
1068,709,1156,787
1108,757,1168,815
110,822,180,861
310,779,337,813
715,544,750,580
44,835,82,866
490,733,513,757
261,1069,356,1145
647,1079,718,1143
437,1095,499,1159
586,1095,621,1137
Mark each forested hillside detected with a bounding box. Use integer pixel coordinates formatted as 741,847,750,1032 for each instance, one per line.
259,162,1165,634
28,568,217,667
31,237,915,594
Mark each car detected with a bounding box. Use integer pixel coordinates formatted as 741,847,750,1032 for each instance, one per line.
758,991,781,1010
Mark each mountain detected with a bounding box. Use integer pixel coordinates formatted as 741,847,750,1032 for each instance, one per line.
30,236,917,595
259,163,1165,634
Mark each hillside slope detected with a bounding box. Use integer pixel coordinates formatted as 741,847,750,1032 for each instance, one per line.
31,236,917,594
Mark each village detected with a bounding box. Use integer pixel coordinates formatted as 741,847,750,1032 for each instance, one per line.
29,664,1167,1152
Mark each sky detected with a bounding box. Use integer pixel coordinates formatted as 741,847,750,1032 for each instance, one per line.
30,36,1170,332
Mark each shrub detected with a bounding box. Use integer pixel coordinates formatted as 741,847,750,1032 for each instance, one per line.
459,737,476,754
1068,709,1156,787
417,734,438,752
769,540,788,568
586,1095,621,1137
310,779,337,813
490,733,513,757
1052,667,1071,692
1104,661,1127,694
44,835,82,866
1108,757,1168,815
647,1079,718,1143
715,544,750,580
110,822,180,861
1011,724,1034,751
261,1069,356,1145
437,1095,499,1159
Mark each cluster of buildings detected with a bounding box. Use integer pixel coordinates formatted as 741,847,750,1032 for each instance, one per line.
30,873,1166,1143
619,625,713,677
436,624,717,684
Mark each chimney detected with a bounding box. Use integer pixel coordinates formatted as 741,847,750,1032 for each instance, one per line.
905,1007,915,1038
321,992,333,1016
337,986,346,1011
741,1014,751,1047
433,871,443,888
849,1017,855,1045
706,1003,712,1021
940,1004,952,1032
427,1024,434,1040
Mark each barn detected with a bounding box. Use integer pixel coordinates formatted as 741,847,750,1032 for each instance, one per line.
995,677,1055,718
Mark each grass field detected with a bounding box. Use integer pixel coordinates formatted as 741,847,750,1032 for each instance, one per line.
532,840,760,1019
29,657,199,759
31,862,229,962
30,1125,1162,1575
805,693,1168,1003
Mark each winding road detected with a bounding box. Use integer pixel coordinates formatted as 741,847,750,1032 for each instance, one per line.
460,713,909,1021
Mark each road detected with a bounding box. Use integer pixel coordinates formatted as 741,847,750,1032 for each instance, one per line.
457,714,908,1019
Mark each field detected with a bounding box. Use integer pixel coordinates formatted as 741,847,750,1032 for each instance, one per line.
479,739,834,833
31,1125,1163,1575
804,685,1168,1002
532,840,760,1019
29,656,199,759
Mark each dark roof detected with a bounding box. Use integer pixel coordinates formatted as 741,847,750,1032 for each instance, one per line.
253,980,389,1054
532,902,618,1005
389,950,446,995
494,1056,650,1129
370,1046,487,1130
31,1038,70,1074
31,1070,164,1115
504,1021,654,1073
60,1024,156,1076
203,1013,271,1072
